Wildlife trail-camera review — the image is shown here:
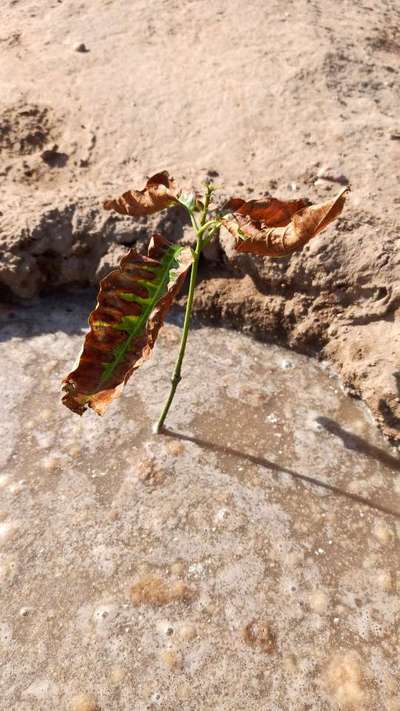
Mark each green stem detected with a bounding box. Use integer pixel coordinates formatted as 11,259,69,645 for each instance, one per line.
154,239,201,433
154,184,213,433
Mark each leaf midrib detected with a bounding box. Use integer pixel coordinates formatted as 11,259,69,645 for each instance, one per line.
98,246,182,388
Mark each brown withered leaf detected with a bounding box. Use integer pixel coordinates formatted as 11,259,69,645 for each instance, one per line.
223,187,349,257
103,171,178,217
62,235,193,415
225,196,311,226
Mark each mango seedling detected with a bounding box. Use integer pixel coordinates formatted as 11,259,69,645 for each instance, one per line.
62,172,349,432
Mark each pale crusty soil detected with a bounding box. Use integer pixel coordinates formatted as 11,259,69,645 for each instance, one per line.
1,296,400,711
0,0,399,443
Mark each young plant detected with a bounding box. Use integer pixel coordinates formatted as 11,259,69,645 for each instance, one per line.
62,172,349,432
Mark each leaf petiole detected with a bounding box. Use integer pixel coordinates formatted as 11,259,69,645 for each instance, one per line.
196,219,219,237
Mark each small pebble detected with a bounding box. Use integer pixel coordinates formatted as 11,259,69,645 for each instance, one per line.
281,359,294,369
215,508,229,522
188,562,204,577
242,619,276,654
314,178,332,188
156,620,174,636
73,42,89,53
316,165,349,185
266,413,278,424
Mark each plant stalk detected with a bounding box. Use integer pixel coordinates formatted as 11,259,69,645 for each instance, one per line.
154,184,213,433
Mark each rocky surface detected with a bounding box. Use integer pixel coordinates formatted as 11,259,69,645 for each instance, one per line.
1,0,399,443
1,295,400,710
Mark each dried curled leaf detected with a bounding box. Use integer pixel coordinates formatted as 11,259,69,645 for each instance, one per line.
223,187,349,256
62,235,193,415
103,171,178,217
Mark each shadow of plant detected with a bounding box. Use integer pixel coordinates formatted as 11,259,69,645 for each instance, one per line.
316,416,400,471
164,427,400,520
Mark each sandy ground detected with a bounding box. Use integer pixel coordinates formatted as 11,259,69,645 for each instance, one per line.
0,0,399,442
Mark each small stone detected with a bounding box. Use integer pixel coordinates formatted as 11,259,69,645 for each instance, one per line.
314,178,332,188
266,413,278,424
73,42,89,53
215,507,229,522
188,562,204,577
242,619,276,654
281,359,294,369
157,620,175,636
316,165,349,184
19,606,33,617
